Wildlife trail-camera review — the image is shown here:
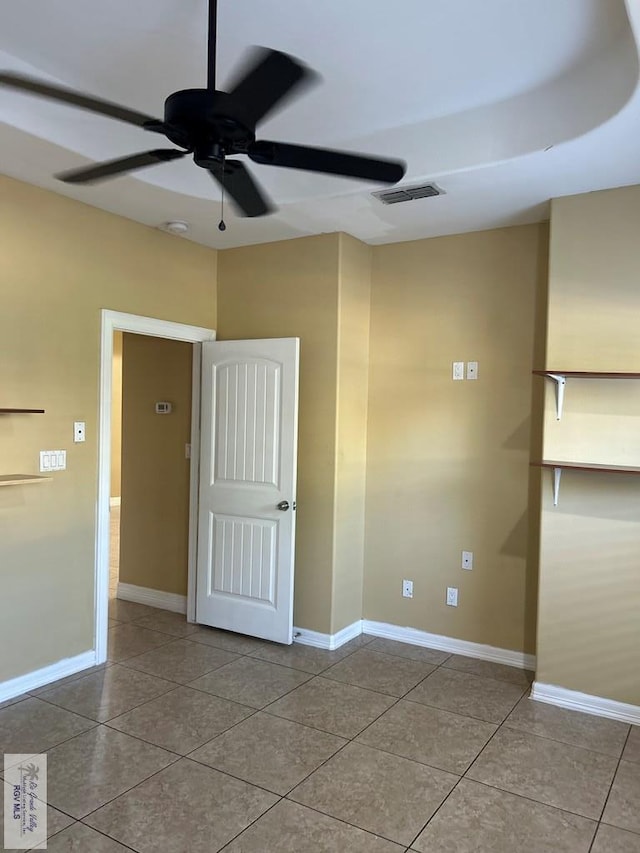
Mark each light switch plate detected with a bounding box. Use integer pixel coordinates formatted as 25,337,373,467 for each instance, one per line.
452,361,464,381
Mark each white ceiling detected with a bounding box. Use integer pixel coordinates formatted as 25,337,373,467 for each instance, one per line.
1,0,639,249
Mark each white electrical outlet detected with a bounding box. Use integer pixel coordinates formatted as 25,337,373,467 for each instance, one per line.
402,579,414,598
446,587,458,607
452,361,464,381
73,421,86,443
466,361,478,380
462,550,473,570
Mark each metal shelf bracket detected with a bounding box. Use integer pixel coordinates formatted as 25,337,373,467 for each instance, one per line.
553,467,562,506
548,374,566,420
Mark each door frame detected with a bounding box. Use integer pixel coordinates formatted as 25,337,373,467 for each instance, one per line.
95,310,216,664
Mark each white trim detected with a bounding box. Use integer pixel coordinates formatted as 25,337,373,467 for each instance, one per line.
109,496,121,508
294,620,363,650
186,344,202,624
0,651,96,704
362,620,536,670
96,310,215,664
116,582,187,615
531,681,640,725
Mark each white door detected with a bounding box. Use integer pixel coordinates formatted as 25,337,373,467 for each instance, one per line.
196,338,299,643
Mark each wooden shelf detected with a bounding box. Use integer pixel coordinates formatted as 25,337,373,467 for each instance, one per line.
0,408,45,414
533,371,640,379
531,460,640,506
533,460,640,474
0,474,52,487
532,371,640,419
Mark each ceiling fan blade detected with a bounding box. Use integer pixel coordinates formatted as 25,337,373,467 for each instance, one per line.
208,160,273,217
56,149,186,184
0,72,166,132
249,140,406,184
226,48,317,126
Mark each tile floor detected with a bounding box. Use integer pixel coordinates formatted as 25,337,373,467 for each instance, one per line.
1,605,639,851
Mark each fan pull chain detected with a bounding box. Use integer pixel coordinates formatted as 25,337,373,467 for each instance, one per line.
218,154,226,232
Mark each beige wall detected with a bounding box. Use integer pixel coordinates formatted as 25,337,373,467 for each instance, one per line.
0,176,216,682
119,334,193,596
110,331,123,498
217,234,340,633
332,235,372,633
537,187,640,704
364,225,545,654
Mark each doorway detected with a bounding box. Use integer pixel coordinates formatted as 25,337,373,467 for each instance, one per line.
96,310,216,664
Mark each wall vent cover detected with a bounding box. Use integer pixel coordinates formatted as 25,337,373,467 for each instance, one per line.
372,182,445,205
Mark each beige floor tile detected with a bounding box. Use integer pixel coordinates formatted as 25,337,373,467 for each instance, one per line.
603,760,640,834
107,623,173,662
191,712,346,794
505,695,630,756
442,654,534,686
0,695,30,710
592,824,640,853
267,676,395,738
39,664,176,722
108,686,251,753
46,823,133,851
224,799,405,853
323,648,436,697
406,667,525,723
121,638,238,683
132,610,199,638
0,697,96,756
623,725,640,763
189,625,268,654
356,699,496,774
467,727,618,819
250,638,362,673
47,726,177,818
107,599,159,623
365,637,451,665
290,742,457,846
413,779,596,853
30,664,113,697
85,757,277,853
190,656,311,709
0,777,76,850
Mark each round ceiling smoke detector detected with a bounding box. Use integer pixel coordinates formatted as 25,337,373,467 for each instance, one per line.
162,220,190,235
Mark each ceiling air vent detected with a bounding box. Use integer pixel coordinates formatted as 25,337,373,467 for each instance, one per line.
373,182,445,205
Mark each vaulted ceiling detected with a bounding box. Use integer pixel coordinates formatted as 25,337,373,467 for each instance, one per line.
2,0,639,248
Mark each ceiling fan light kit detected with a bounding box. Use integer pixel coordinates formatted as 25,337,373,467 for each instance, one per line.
0,0,406,226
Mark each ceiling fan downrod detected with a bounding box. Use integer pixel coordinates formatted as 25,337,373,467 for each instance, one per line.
207,0,218,90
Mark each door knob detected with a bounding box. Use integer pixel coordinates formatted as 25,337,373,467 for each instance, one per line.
277,500,290,511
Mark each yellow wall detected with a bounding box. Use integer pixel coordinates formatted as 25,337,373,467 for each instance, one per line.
332,235,372,633
0,176,216,682
119,334,193,596
537,187,640,704
217,234,341,633
364,225,546,654
110,331,123,498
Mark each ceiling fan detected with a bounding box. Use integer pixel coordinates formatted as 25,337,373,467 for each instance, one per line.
0,0,406,220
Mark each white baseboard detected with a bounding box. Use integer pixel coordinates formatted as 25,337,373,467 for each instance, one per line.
293,618,536,671
109,496,121,508
117,582,187,614
294,620,363,651
362,620,536,670
531,681,640,726
0,650,96,704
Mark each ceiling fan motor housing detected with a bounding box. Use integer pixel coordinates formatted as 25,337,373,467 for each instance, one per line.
163,89,256,166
